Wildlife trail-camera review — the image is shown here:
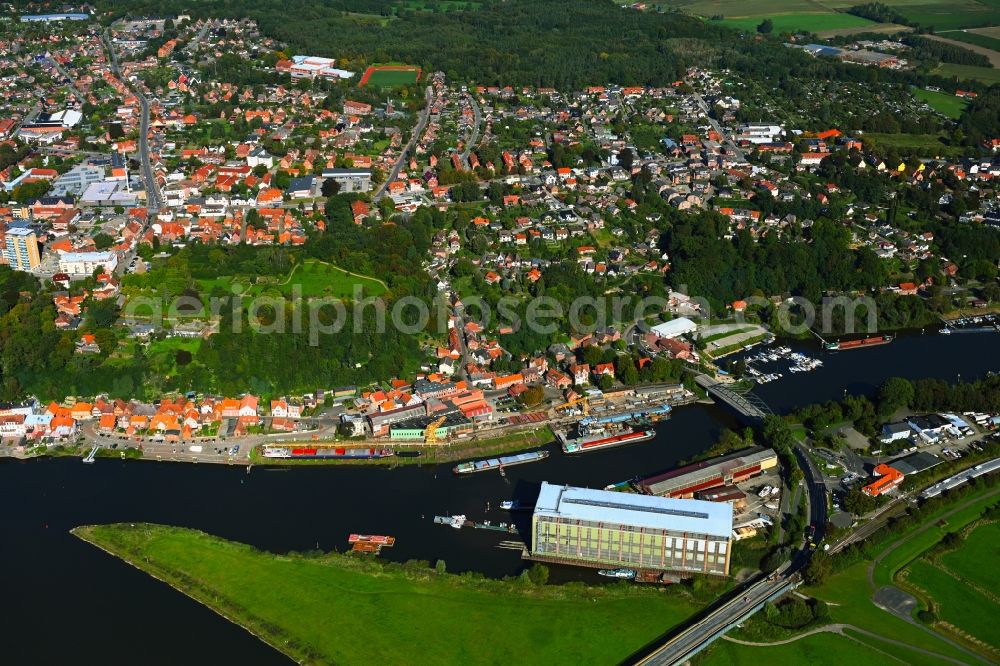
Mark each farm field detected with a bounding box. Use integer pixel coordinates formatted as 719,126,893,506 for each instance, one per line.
939,27,1000,51
921,33,1000,66
911,87,969,119
898,2,1000,30
359,65,421,87
75,524,700,666
717,13,874,33
933,61,1000,83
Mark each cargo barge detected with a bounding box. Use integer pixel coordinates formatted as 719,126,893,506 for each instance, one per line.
452,449,549,474
824,334,893,351
561,429,656,454
262,446,394,459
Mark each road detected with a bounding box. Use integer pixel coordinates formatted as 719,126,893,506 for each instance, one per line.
460,93,481,168
184,22,212,54
634,570,797,666
45,57,85,100
693,91,744,161
794,441,828,547
102,29,160,212
374,85,433,201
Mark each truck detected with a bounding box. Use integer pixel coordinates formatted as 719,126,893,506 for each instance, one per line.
189,445,203,453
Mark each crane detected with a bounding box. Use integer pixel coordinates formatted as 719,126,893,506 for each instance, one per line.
555,395,589,416
424,416,447,445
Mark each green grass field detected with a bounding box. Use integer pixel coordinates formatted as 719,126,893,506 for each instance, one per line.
75,524,699,666
904,558,1000,650
862,132,964,158
146,338,202,375
934,62,1000,83
939,521,1000,591
717,13,873,33
364,68,420,87
911,88,969,119
700,630,889,665
197,259,387,301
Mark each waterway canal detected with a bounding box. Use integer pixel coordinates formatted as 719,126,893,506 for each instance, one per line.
4,330,997,664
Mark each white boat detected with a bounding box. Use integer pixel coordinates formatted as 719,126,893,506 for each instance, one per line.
598,568,636,579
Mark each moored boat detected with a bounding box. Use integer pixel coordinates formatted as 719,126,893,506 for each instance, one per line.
262,446,394,459
562,429,655,454
824,334,893,351
452,449,549,474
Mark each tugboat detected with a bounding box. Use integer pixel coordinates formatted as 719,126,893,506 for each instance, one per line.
598,568,637,579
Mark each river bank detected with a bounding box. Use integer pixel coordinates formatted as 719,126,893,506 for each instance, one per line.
73,523,703,666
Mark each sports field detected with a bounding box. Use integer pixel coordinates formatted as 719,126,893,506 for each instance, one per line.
75,523,699,666
359,65,421,87
911,88,969,119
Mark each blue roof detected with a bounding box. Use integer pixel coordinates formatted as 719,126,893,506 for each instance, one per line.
535,482,732,538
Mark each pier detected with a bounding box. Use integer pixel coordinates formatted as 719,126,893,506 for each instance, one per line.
82,446,99,464
694,374,772,423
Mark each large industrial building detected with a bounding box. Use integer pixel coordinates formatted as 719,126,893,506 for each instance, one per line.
531,482,734,575
636,447,778,498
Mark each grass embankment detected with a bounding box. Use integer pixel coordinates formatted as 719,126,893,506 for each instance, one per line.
74,523,698,666
252,425,555,466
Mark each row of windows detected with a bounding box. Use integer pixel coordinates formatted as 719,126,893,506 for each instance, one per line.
536,518,718,542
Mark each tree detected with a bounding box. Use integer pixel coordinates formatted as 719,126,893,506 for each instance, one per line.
803,551,831,586
321,178,341,197
93,233,114,250
527,563,549,585
757,18,774,34
518,384,545,407
617,356,639,386
877,377,914,417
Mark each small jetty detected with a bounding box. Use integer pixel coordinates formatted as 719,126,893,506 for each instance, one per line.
348,533,396,554
83,446,99,464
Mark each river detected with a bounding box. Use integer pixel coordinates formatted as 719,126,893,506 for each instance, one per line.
3,331,998,665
